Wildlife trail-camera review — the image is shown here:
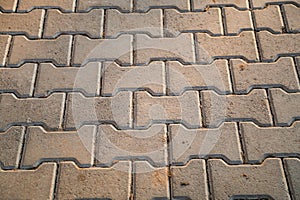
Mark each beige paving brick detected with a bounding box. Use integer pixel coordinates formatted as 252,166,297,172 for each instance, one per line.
254,5,283,33
253,0,300,8
167,60,232,95
96,124,167,166
102,61,165,96
270,88,300,125
259,31,300,60
165,8,223,36
208,158,290,199
201,89,272,127
284,4,300,32
57,161,131,199
0,35,11,66
284,158,300,200
135,33,195,64
0,0,17,11
22,126,96,167
35,62,101,97
224,7,252,34
106,9,163,37
18,0,75,11
0,163,56,199
0,127,24,168
171,159,208,200
193,0,249,10
241,122,300,162
135,91,201,128
73,35,133,66
0,63,37,96
9,35,72,66
0,10,44,38
44,9,103,38
231,57,300,92
170,123,242,164
77,0,132,11
196,31,259,62
134,161,169,199
65,92,132,129
0,93,65,130
135,0,189,11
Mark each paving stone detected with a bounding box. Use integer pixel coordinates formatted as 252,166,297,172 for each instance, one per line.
0,63,37,96
196,31,258,62
254,5,283,33
77,0,132,11
165,8,223,36
0,35,11,66
0,163,56,199
134,161,169,199
167,60,232,95
0,126,24,168
18,0,75,11
231,57,300,93
253,0,300,8
9,35,72,66
0,10,44,38
22,126,96,167
44,9,103,38
96,124,167,166
241,122,300,162
35,62,101,97
270,88,300,125
171,159,208,200
193,0,249,10
135,0,189,11
73,35,133,66
135,91,201,128
106,9,163,37
284,4,300,32
0,0,17,11
57,161,131,199
135,33,195,65
258,31,300,61
208,158,290,199
170,123,242,164
0,93,65,130
65,92,132,129
284,158,300,200
224,7,252,34
102,61,165,96
201,89,272,127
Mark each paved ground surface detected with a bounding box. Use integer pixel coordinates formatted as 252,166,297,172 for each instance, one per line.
0,0,299,199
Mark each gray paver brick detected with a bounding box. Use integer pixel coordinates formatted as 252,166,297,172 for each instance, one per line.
18,0,75,11
0,63,37,96
0,35,11,66
0,126,24,168
253,0,300,8
209,158,290,200
0,0,17,11
57,161,131,199
224,7,252,34
284,4,300,32
135,0,189,11
254,5,283,33
193,0,249,10
0,163,56,200
284,158,300,200
201,89,272,127
77,0,131,11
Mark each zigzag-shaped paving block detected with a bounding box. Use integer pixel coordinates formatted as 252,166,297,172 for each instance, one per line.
135,0,189,11
193,0,249,10
77,0,132,12
252,0,300,8
18,0,75,12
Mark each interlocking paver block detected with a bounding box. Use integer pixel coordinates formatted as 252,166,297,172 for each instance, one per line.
284,158,300,200
193,0,249,10
259,31,300,60
0,10,44,38
209,158,290,199
165,8,223,36
0,163,56,199
22,126,96,167
73,35,133,66
284,4,300,32
231,57,300,92
57,161,131,199
171,159,208,200
102,61,165,96
0,63,37,96
0,35,11,66
35,62,101,97
9,35,72,66
270,88,300,125
134,161,169,199
44,9,103,38
201,89,272,127
241,122,300,162
135,91,201,128
135,33,195,64
253,0,300,8
96,124,167,166
0,0,17,11
167,60,232,95
254,5,283,33
106,9,163,37
170,123,242,164
0,127,24,168
135,0,189,11
18,0,75,11
65,92,132,129
224,7,252,34
0,93,65,130
77,0,132,12
196,31,259,62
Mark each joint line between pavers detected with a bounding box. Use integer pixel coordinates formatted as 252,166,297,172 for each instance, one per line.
61,93,69,130
163,61,168,95
17,126,28,169
266,88,276,126
237,122,249,164
227,59,236,94
281,158,294,200
102,9,108,38
166,124,173,199
40,9,48,39
52,162,60,200
205,159,213,200
279,5,290,33
292,57,300,83
220,7,228,36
